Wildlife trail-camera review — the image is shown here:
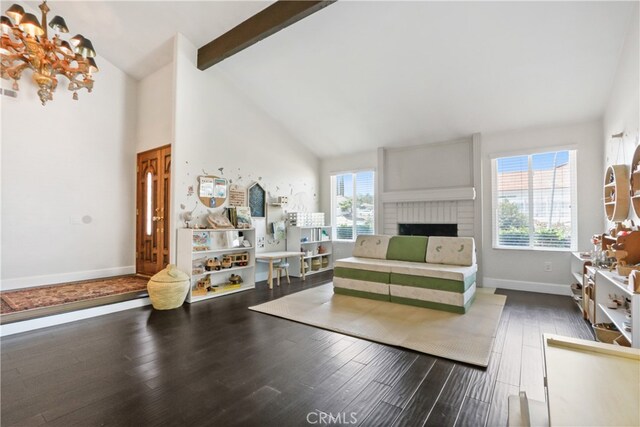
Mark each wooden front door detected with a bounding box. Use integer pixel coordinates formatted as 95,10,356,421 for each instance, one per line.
136,145,171,276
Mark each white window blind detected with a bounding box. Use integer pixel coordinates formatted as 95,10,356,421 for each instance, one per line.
332,171,375,240
493,150,576,250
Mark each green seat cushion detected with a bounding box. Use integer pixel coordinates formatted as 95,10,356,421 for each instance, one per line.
386,236,429,263
334,267,390,283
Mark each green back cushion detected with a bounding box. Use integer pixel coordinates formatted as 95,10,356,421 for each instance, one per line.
386,236,429,263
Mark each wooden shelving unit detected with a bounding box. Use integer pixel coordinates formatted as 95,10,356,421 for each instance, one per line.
177,228,256,303
603,164,630,221
570,252,592,317
595,270,640,348
286,226,333,277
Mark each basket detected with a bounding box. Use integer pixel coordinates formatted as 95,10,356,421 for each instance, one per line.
593,323,620,344
147,264,190,310
613,335,631,347
616,264,640,277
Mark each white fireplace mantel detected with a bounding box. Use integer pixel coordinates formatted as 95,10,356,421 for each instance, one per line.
380,187,476,203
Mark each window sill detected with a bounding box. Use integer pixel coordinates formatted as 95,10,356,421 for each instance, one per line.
492,245,576,253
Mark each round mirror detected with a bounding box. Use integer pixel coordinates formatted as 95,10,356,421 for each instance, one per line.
198,175,227,208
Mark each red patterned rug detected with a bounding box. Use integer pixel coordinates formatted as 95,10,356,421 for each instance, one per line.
0,275,149,314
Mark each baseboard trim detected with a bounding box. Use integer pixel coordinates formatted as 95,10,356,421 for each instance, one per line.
0,297,151,337
1,266,136,291
483,277,571,296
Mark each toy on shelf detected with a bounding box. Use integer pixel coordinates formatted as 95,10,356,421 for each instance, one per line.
205,258,221,271
194,275,211,296
606,230,640,276
229,274,243,284
227,252,249,267
220,255,233,269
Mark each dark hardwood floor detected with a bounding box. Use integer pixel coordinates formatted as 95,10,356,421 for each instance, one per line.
0,272,594,426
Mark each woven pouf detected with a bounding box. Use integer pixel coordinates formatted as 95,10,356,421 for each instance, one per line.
147,264,189,310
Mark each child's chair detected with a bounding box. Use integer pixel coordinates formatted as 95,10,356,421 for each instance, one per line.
273,259,290,287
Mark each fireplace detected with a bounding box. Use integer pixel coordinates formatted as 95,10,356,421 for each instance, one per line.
398,223,458,237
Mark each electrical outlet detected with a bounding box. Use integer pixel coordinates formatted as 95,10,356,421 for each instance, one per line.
544,262,552,272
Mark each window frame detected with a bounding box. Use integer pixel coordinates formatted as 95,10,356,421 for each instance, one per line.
491,147,578,252
330,169,376,242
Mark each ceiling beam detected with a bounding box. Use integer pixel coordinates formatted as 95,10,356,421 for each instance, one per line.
197,0,336,70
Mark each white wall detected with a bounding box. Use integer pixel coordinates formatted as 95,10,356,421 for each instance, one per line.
603,8,640,224
1,55,138,289
136,64,174,153
172,34,320,280
481,120,604,294
381,138,473,191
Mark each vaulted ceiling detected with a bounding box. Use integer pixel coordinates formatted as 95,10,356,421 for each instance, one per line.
25,1,272,79
27,1,637,158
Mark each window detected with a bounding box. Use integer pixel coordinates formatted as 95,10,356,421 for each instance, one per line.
332,171,375,240
492,150,577,250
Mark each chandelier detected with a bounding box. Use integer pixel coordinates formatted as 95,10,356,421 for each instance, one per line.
1,1,97,105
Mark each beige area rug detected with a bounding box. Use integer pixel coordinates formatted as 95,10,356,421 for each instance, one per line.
249,284,505,367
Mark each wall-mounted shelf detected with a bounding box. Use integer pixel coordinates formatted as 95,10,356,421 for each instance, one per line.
603,164,630,221
630,145,640,217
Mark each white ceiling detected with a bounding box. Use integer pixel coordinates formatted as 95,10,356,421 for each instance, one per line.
213,1,636,158
23,1,637,158
27,1,272,80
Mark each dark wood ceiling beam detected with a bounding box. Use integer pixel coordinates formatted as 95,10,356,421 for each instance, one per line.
197,0,336,70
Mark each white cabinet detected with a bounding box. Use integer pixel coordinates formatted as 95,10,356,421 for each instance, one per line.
177,228,256,303
595,270,640,348
286,226,333,277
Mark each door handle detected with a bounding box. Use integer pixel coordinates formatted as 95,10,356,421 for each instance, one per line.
152,216,164,222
